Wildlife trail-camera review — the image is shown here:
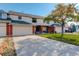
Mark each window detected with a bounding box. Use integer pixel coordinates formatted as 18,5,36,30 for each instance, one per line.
7,13,11,20
7,13,10,18
0,13,2,18
18,16,22,20
32,18,37,23
7,13,9,16
78,25,79,28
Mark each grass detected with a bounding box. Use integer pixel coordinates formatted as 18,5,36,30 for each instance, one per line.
39,33,79,46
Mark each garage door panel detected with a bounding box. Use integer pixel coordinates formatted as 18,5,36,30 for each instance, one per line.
0,23,6,36
13,25,32,36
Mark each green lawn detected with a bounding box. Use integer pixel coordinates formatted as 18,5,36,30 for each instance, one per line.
39,33,79,46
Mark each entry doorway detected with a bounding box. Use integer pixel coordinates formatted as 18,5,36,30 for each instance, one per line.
36,25,42,34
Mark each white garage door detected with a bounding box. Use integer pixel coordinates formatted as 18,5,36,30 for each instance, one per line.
13,25,32,36
0,23,6,36
55,26,65,33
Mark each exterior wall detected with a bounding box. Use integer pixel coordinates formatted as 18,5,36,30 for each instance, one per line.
55,26,65,33
36,19,43,24
13,24,32,36
0,23,6,36
9,15,32,23
42,26,47,32
0,13,7,19
32,18,48,26
9,14,45,25
55,26,61,33
9,15,33,23
32,26,36,34
22,17,32,23
49,21,54,25
9,15,19,20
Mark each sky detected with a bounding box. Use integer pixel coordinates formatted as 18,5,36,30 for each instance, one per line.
0,3,79,16
0,3,56,16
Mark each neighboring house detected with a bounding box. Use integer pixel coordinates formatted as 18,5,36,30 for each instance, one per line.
66,21,79,32
0,10,55,37
52,21,79,33
51,23,65,33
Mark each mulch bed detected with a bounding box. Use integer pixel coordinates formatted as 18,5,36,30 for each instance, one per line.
0,37,17,56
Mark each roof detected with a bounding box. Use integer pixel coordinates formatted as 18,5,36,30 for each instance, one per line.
0,18,11,23
8,11,43,19
0,18,31,24
51,23,62,26
11,20,31,24
0,10,7,14
32,23,49,26
0,18,11,21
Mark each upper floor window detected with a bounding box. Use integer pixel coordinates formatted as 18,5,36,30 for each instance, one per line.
18,16,22,20
7,13,9,16
32,18,37,23
0,13,2,18
7,13,10,18
7,13,12,20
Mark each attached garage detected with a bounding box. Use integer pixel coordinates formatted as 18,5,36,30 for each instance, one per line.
0,23,32,37
10,20,33,36
0,23,6,36
13,24,32,36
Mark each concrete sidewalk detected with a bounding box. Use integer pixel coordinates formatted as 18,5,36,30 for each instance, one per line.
13,35,79,56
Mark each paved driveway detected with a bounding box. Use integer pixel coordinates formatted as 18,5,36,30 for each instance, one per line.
13,35,79,56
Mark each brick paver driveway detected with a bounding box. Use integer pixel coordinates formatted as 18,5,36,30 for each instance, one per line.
13,35,79,56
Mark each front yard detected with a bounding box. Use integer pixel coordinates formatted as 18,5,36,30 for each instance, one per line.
39,33,79,46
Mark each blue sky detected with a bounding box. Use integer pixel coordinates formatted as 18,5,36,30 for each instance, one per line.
0,3,79,16
0,3,56,16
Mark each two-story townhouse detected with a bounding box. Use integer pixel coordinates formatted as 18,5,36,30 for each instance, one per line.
0,10,55,37
8,11,50,34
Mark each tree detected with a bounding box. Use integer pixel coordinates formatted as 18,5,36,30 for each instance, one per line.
44,3,78,39
44,15,53,24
